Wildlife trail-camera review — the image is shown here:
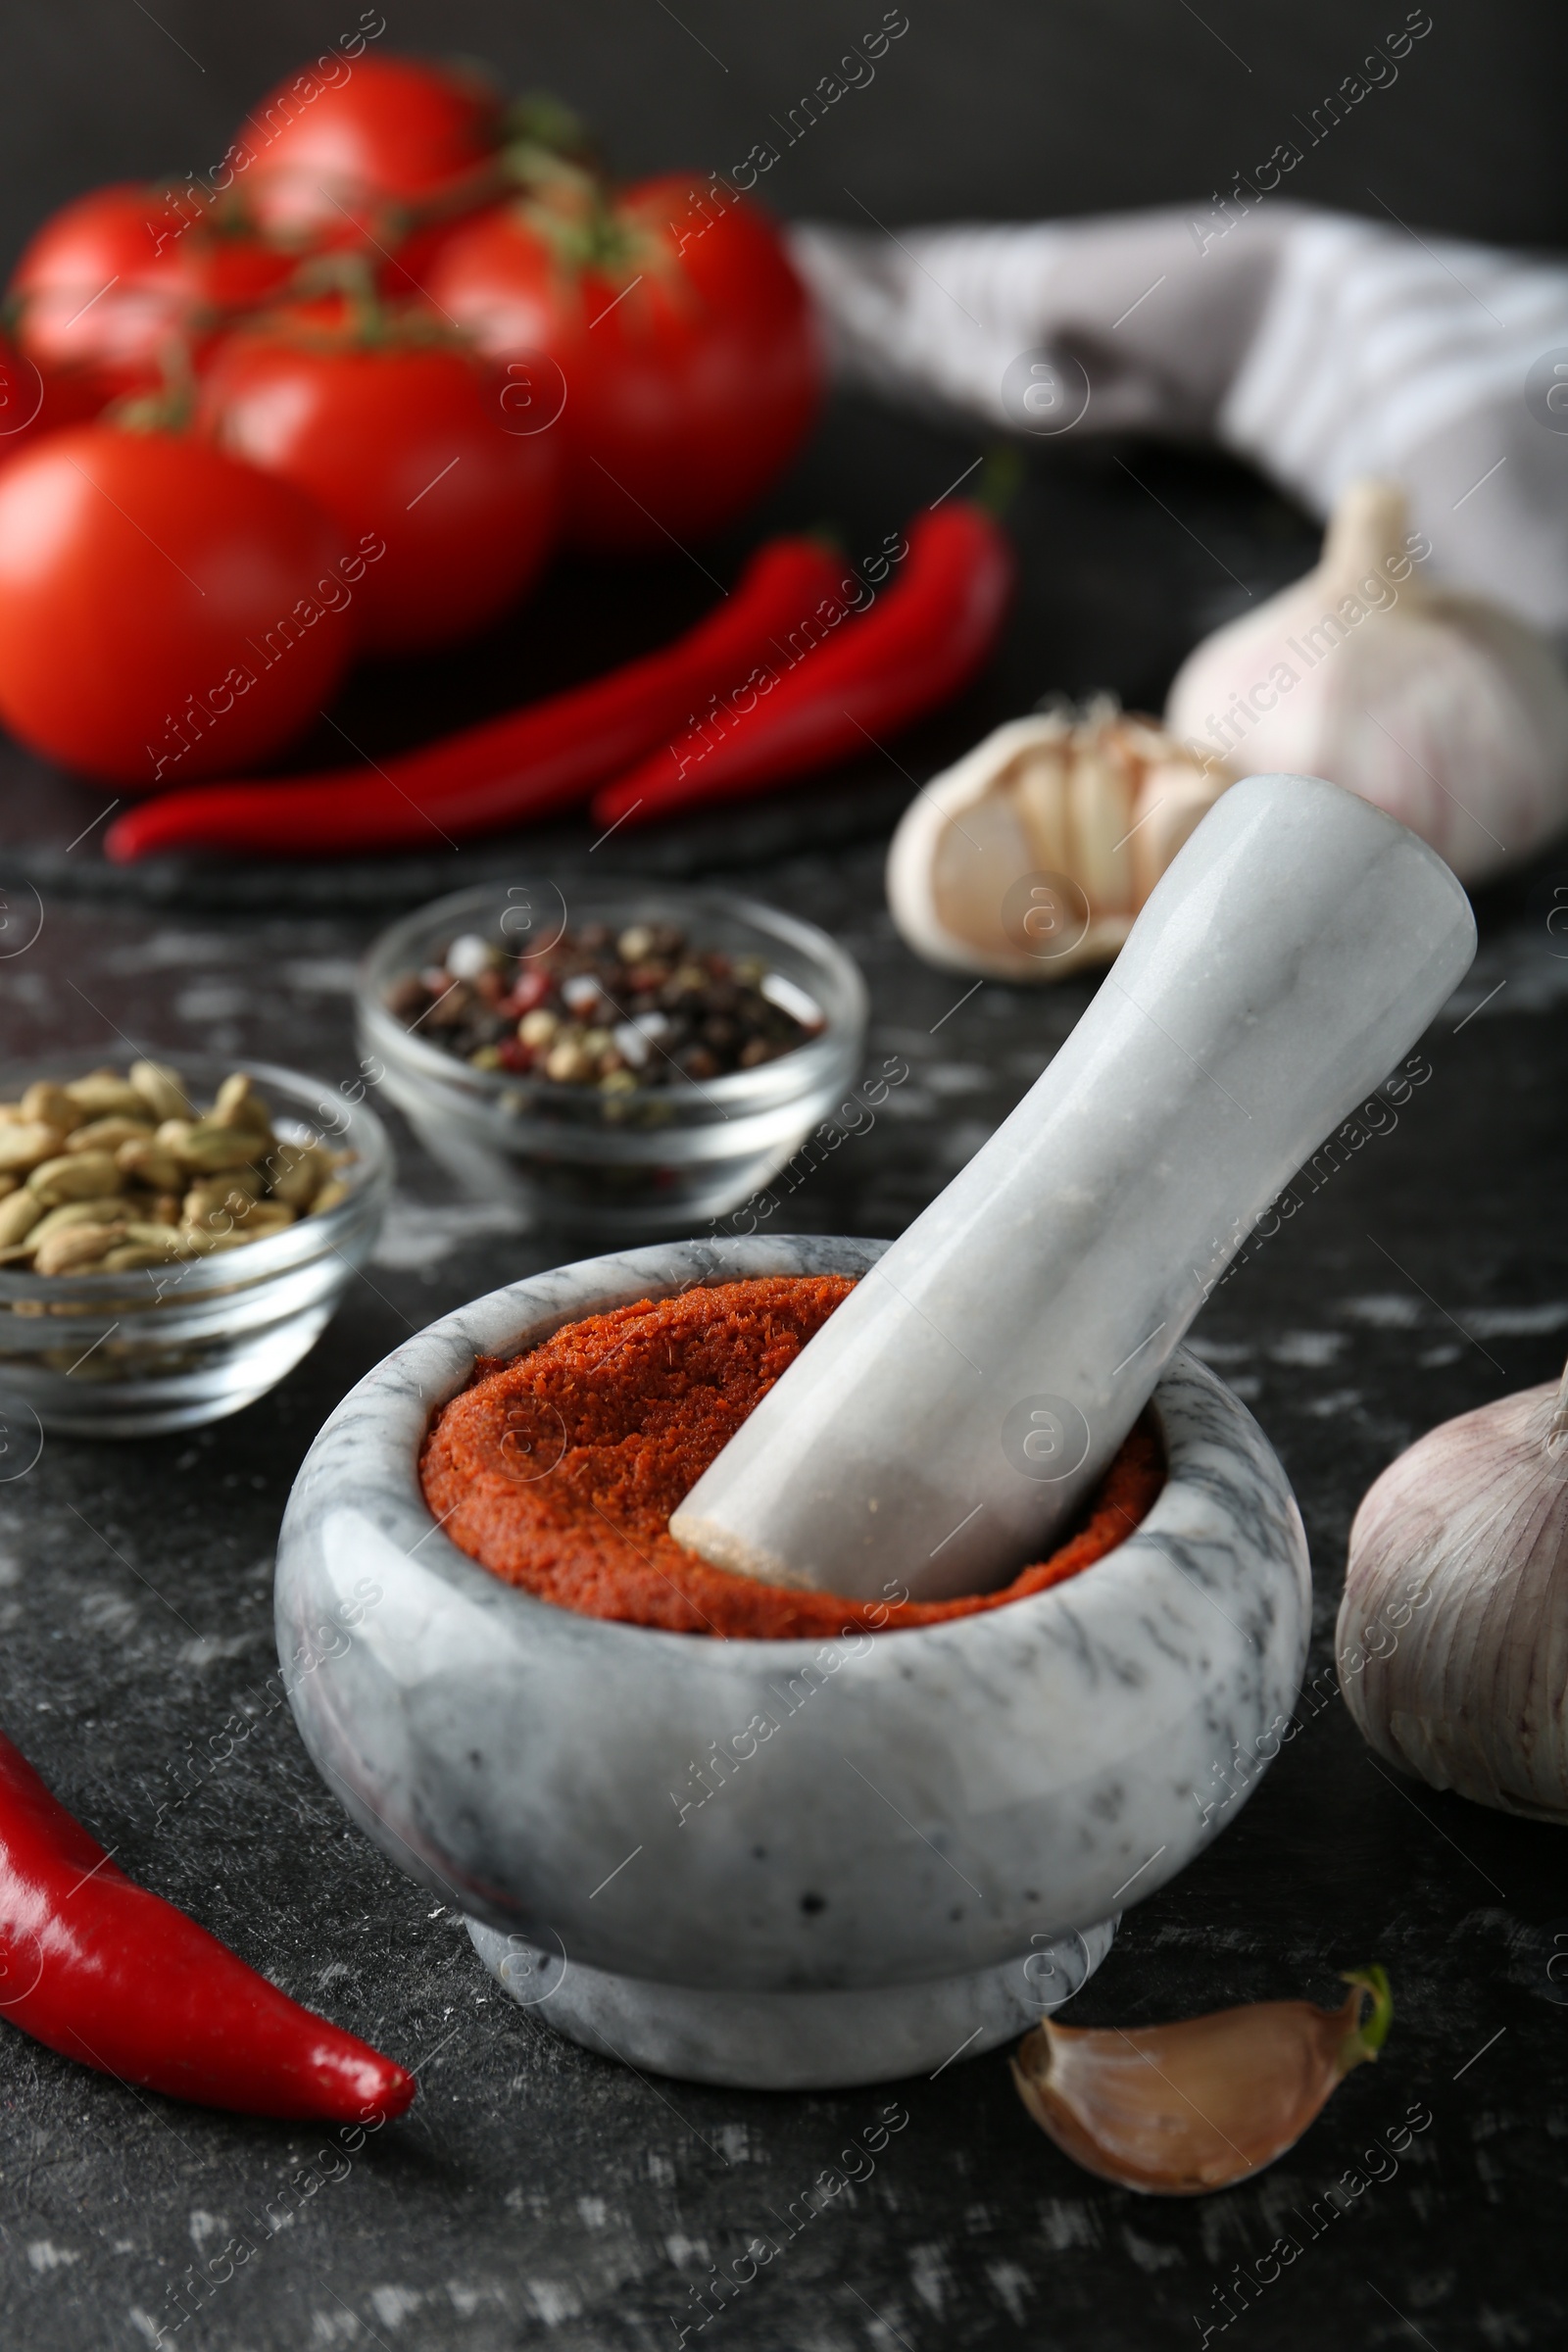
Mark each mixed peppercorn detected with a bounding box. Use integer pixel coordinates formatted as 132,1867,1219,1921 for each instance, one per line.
385,922,820,1089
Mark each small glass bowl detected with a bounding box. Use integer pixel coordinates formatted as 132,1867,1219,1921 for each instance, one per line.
356,880,869,1234
0,1052,391,1440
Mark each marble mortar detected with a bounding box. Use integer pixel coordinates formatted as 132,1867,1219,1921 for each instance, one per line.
274,1236,1310,2089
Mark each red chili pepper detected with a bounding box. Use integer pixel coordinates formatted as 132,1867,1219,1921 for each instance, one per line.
588,502,1014,831
104,535,846,863
0,1726,416,2121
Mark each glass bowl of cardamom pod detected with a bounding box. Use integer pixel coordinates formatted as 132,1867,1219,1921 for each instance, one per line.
0,1051,391,1439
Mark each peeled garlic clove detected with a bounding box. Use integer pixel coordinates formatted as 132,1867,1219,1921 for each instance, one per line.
1165,477,1568,884
1011,1968,1392,2195
1338,1372,1568,1820
886,700,1229,981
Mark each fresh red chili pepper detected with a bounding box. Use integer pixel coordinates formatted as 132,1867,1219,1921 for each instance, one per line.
588,501,1014,831
0,1726,416,2121
104,534,845,863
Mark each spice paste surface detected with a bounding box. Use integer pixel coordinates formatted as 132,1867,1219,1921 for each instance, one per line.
419,1274,1163,1637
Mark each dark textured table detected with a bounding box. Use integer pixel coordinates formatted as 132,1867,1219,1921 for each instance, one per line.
2,395,1564,2351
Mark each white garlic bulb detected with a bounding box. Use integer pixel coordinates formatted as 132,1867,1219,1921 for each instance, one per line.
885,700,1228,981
1337,1372,1568,1822
1166,477,1568,885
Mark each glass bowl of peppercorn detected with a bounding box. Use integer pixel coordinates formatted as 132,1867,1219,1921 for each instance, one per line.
358,881,869,1233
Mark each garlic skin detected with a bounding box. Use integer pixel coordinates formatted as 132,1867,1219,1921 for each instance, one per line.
1338,1379,1568,1821
1165,478,1568,885
1011,1969,1391,2196
885,700,1228,981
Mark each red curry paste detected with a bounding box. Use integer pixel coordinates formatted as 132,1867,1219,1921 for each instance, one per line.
419,1274,1163,1638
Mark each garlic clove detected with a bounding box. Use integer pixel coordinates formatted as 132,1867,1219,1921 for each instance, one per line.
1011,724,1072,877
924,771,1045,976
887,702,1229,982
1067,732,1134,912
1130,759,1224,906
1165,477,1568,884
1011,1968,1392,2196
1338,1373,1568,1821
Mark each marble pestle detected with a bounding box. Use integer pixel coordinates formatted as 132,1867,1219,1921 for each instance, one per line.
670,773,1477,1603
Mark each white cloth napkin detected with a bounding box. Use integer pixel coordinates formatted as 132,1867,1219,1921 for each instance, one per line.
789,203,1568,638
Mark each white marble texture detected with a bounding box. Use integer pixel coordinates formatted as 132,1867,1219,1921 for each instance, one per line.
274,1237,1310,2083
465,1915,1117,2090
674,776,1475,1600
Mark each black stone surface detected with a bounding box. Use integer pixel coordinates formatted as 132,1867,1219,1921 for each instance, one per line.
3,0,1563,270
3,395,1567,2352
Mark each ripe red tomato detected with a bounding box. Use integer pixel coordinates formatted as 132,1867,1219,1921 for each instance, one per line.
0,335,102,465
0,426,352,787
8,182,295,404
196,305,560,654
426,174,823,551
238,54,501,246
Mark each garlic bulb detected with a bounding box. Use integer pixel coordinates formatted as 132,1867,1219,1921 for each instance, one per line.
1165,477,1568,884
885,700,1228,981
1338,1368,1568,1820
1011,1969,1391,2195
